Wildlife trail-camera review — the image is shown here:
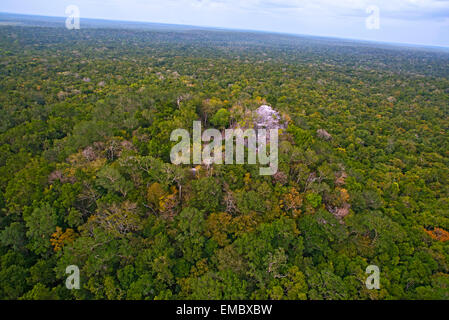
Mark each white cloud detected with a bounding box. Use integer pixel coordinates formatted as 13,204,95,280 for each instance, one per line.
163,0,449,19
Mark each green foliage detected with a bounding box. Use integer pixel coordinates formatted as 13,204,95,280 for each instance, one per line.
190,177,222,212
305,192,322,208
287,125,313,148
210,108,231,129
24,203,58,255
0,19,448,300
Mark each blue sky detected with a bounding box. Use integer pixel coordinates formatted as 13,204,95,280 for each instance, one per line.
1,0,449,47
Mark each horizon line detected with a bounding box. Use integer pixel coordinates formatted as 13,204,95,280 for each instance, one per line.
1,11,449,51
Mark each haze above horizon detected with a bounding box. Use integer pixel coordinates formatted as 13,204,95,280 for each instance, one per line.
1,0,448,48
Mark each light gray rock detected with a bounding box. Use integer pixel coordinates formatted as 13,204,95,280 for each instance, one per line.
317,129,332,141
254,105,286,130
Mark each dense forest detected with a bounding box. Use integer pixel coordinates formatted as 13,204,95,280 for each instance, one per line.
0,17,449,300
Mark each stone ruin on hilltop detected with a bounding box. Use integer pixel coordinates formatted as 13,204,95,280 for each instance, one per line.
254,105,287,131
